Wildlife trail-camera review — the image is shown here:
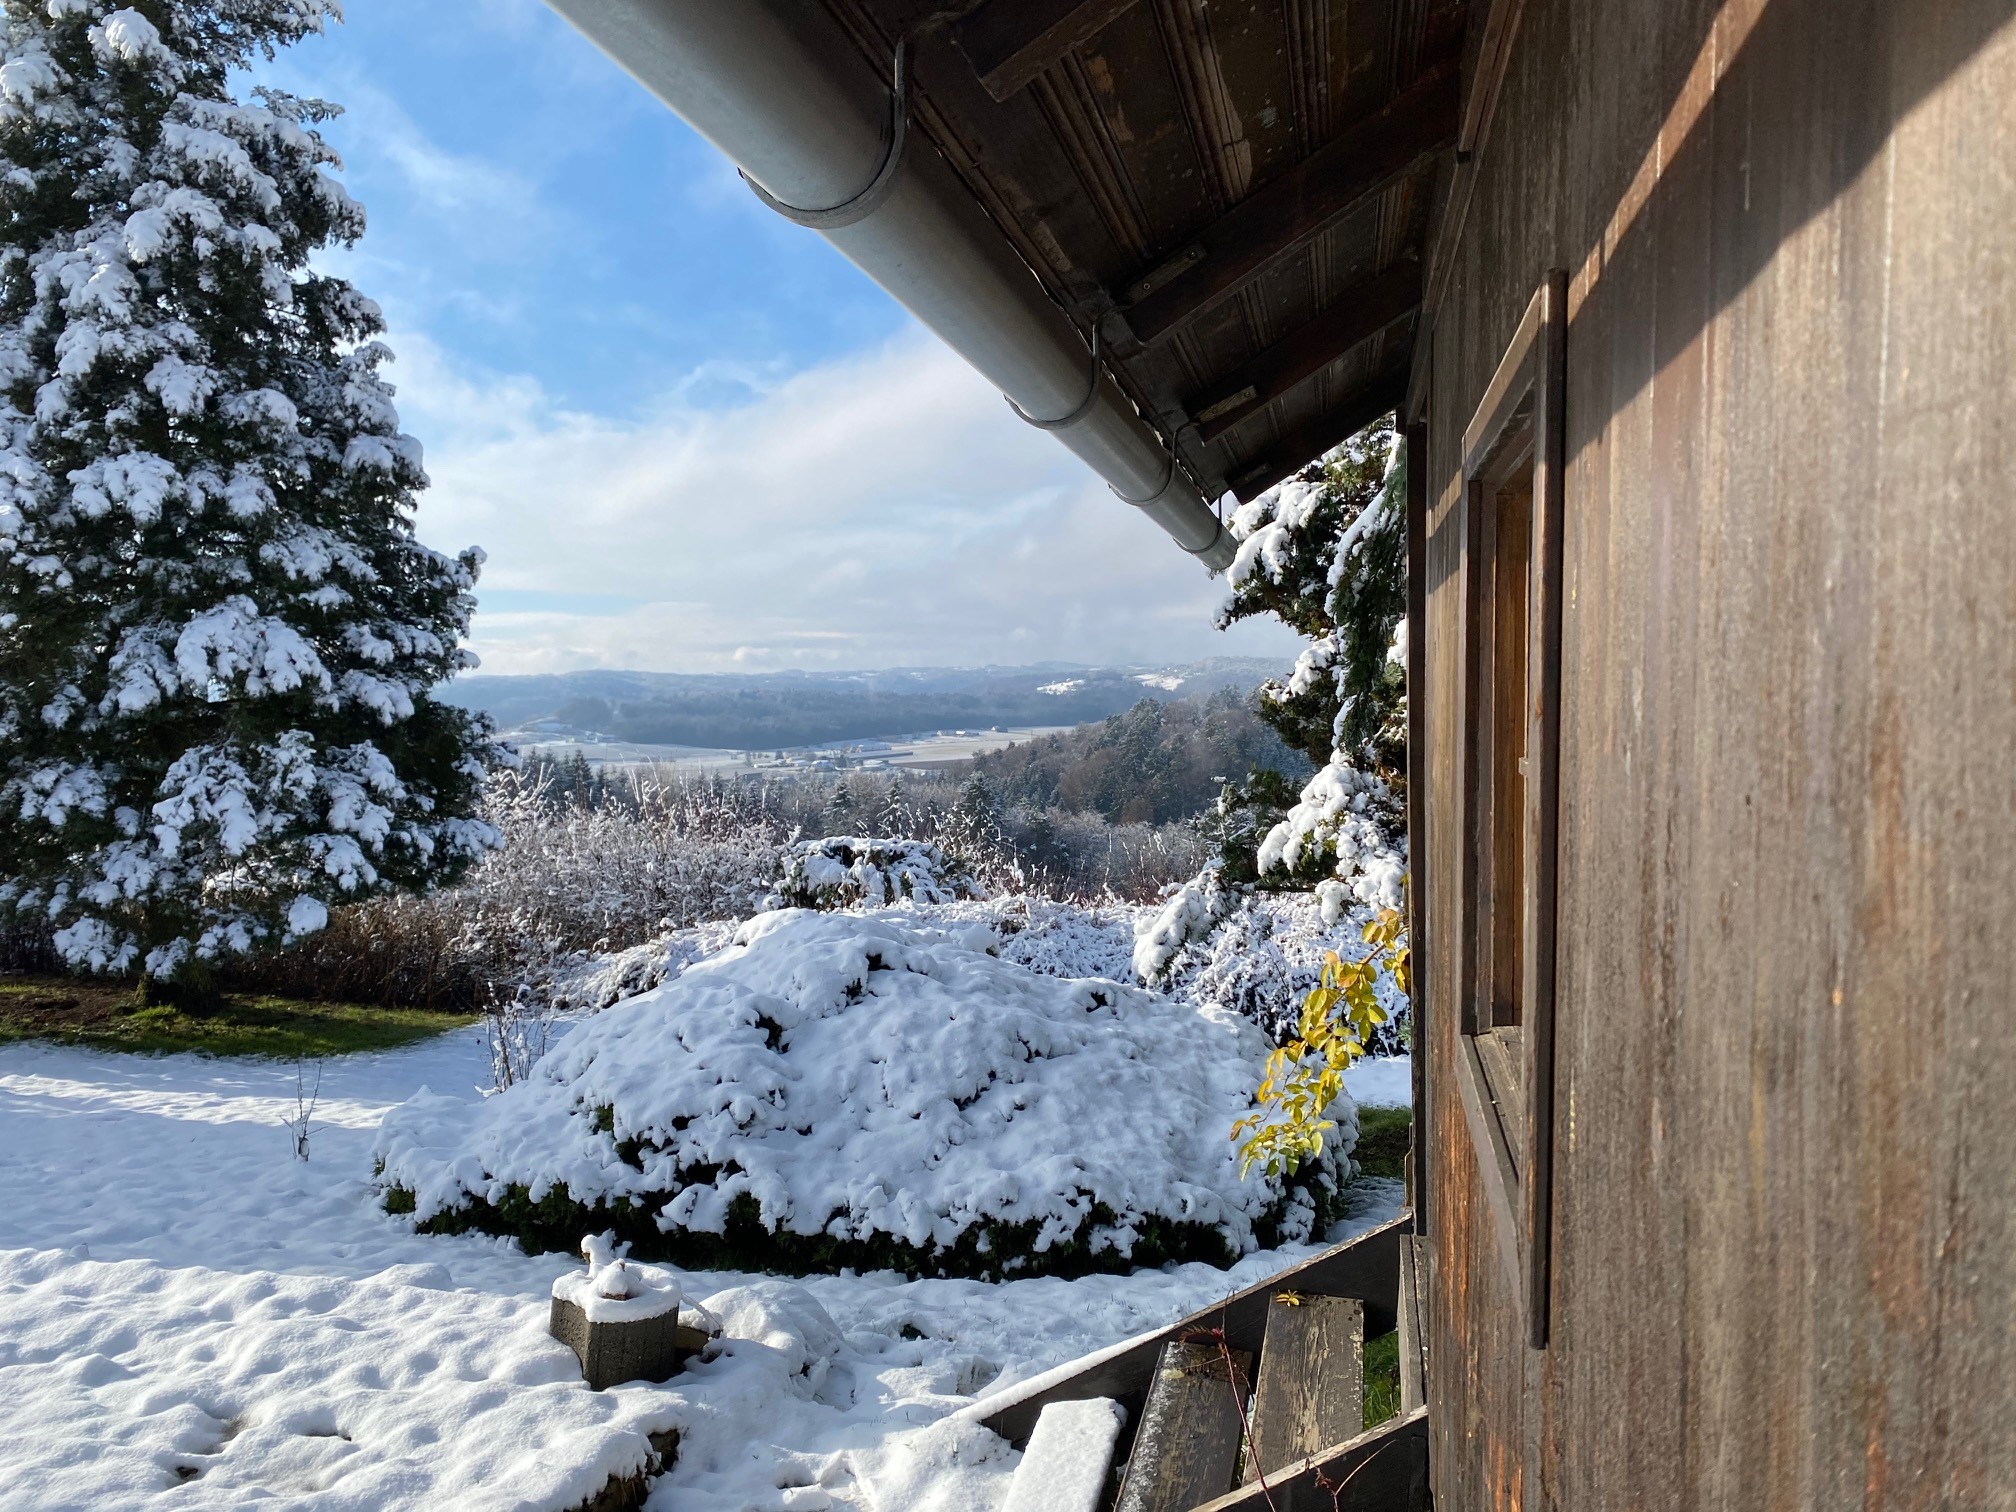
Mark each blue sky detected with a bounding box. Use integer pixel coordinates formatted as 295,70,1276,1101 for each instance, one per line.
263,0,1301,675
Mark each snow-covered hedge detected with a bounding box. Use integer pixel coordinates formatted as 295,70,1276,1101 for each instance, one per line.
768,837,983,912
375,909,1351,1279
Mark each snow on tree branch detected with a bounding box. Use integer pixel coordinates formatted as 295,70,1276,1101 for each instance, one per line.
0,0,500,988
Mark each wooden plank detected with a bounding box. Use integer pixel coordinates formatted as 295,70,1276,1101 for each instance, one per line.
1228,366,1408,503
1456,0,1530,159
1397,1237,1427,1415
952,0,1141,102
1460,278,1545,475
1243,1294,1363,1483
1187,1407,1429,1512
977,1213,1409,1449
1001,1398,1125,1512
1454,1031,1522,1295
1475,1024,1526,1155
1517,268,1568,1349
1112,1339,1250,1512
1125,61,1459,346
1187,261,1423,443
1405,418,1430,1231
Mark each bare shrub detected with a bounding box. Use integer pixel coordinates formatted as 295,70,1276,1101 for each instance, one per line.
0,923,62,976
197,762,1214,1014
227,765,793,1010
485,986,553,1092
222,892,491,1009
280,1059,322,1160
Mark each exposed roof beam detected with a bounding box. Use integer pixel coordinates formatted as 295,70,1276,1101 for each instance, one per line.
1187,260,1422,444
953,0,1142,103
1124,60,1459,347
1226,366,1410,503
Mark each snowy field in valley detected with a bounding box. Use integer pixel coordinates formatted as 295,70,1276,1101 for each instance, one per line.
507,726,1075,777
0,1014,1407,1511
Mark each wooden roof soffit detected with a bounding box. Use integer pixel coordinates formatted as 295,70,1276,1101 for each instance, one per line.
1122,59,1460,348
1228,364,1410,504
1187,259,1422,445
953,0,1143,103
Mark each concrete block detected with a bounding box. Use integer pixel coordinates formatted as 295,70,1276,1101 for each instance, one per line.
549,1293,686,1390
549,1241,692,1390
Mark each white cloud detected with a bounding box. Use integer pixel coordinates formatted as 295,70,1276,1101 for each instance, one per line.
389,330,1301,676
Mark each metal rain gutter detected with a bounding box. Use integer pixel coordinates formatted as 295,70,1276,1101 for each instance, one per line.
542,0,1234,572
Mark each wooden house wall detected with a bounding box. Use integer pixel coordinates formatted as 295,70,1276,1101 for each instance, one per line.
1416,0,2016,1506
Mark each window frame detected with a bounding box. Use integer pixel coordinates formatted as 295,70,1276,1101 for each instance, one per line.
1453,270,1566,1349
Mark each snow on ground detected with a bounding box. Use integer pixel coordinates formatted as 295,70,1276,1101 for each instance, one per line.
0,1019,1407,1510
1345,1053,1412,1107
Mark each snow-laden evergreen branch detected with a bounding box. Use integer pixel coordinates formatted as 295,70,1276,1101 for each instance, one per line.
0,1,501,984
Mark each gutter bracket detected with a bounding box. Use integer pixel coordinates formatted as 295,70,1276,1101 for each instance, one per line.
741,40,910,231
1108,446,1177,507
1006,325,1103,431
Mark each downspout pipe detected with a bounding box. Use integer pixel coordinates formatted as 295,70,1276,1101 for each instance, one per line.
542,0,1234,572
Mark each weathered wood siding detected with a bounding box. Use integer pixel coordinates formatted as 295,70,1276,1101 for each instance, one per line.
1417,1,2016,1506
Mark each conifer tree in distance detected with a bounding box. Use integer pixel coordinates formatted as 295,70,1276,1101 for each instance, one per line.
824,778,857,833
0,1,500,1003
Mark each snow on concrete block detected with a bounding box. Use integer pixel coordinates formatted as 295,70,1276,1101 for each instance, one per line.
1002,1397,1127,1512
550,1239,686,1390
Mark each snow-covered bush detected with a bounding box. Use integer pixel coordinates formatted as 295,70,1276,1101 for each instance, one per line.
1131,866,1235,984
376,909,1352,1279
982,895,1139,982
1158,891,1409,1052
768,837,982,912
543,920,740,1012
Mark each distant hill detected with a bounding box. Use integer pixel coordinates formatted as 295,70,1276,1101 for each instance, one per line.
973,687,1310,825
440,658,1287,753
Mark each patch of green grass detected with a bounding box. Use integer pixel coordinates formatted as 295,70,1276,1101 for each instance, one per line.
0,978,474,1059
1362,1329,1401,1428
1353,1103,1412,1180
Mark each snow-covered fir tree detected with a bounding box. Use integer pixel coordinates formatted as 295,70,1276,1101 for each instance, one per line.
875,773,908,836
1205,421,1407,912
945,771,1001,859
0,0,500,1001
1140,421,1411,989
824,777,857,832
1219,417,1407,779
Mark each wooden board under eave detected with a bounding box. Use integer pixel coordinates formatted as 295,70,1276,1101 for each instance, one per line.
1413,0,2016,1507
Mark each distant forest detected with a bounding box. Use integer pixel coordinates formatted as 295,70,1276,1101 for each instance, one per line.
443,659,1287,753
972,689,1309,825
